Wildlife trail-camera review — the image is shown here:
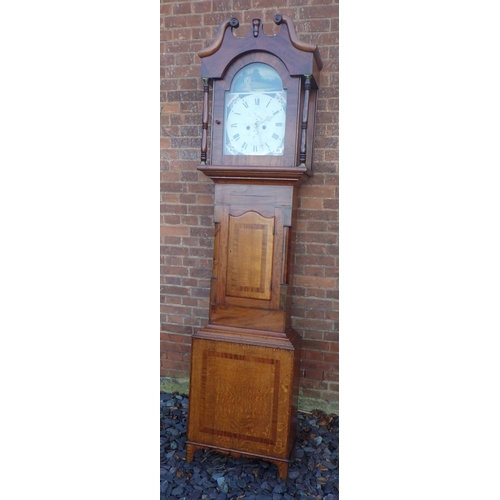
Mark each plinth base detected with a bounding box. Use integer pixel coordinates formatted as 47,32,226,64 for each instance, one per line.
186,325,301,481
186,441,291,481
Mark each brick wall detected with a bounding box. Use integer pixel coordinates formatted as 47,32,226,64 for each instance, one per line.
160,0,339,412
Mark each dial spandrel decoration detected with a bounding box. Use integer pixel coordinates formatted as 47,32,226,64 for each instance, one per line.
224,63,287,156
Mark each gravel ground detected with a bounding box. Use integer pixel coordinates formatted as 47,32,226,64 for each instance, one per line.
160,392,339,499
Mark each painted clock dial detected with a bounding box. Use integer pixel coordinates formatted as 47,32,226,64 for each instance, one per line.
223,62,287,156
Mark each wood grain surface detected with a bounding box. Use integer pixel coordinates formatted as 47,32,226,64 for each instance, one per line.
226,211,274,300
187,334,301,474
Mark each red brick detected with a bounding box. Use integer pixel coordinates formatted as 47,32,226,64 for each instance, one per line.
297,328,323,341
192,2,211,13
303,350,325,361
295,275,335,289
323,368,339,379
160,204,187,215
303,369,324,381
179,194,196,204
160,5,172,15
299,197,323,209
297,19,331,33
300,4,339,19
196,194,214,205
299,379,327,391
172,2,191,15
233,0,252,10
302,359,334,372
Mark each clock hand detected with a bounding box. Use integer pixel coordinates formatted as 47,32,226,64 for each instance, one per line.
255,113,277,127
252,122,265,151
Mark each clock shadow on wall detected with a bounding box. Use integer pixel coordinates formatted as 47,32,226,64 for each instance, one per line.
185,15,323,481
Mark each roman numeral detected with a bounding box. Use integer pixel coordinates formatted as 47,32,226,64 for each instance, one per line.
241,142,248,150
275,123,283,127
253,145,258,152
243,101,249,108
233,133,240,141
272,133,280,140
231,123,238,127
255,98,260,105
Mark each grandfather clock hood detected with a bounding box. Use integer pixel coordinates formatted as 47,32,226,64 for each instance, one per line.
196,15,322,182
198,15,322,88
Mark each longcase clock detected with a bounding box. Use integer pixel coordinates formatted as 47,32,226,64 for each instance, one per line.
186,15,322,480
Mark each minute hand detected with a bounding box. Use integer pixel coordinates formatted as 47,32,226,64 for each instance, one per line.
255,112,279,127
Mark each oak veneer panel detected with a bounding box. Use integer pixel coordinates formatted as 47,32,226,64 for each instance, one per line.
210,304,285,332
187,337,296,458
226,211,274,300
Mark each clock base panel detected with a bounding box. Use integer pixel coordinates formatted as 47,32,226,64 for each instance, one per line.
186,328,301,481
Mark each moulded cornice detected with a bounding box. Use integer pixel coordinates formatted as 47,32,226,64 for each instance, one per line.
197,14,322,83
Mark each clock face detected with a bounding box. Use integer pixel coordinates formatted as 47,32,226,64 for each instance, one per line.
224,91,287,156
222,61,288,157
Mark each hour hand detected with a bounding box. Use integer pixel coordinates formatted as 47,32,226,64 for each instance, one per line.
255,114,273,127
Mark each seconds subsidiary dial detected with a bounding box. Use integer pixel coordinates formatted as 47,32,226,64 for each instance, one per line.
224,92,287,156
